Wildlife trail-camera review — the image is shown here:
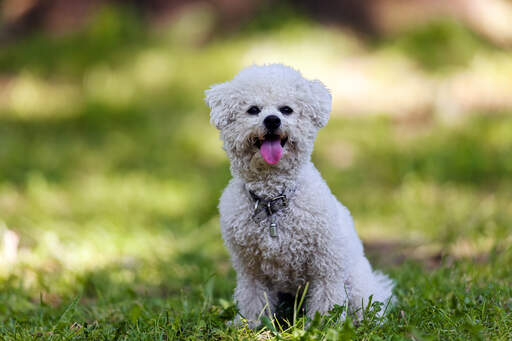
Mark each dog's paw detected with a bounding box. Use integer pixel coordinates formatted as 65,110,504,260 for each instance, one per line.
226,315,242,327
227,315,260,329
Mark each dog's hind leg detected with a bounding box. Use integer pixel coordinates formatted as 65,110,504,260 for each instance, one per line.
346,257,394,319
306,277,348,320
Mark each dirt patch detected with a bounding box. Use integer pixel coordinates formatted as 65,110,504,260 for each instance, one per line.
364,240,490,270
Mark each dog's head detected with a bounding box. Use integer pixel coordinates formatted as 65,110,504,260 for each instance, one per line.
205,64,331,179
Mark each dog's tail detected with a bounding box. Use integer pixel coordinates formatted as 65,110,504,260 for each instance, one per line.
372,270,396,307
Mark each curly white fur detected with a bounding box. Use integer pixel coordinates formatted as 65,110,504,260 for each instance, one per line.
206,64,393,327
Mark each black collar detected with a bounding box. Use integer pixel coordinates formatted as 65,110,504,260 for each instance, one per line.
247,189,292,224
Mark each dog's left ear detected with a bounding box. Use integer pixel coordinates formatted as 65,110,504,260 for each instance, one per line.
205,82,237,130
308,79,332,128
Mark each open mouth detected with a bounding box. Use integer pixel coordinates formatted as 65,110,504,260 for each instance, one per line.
254,133,288,165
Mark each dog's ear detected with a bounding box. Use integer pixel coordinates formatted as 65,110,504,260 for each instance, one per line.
205,82,237,130
308,79,332,128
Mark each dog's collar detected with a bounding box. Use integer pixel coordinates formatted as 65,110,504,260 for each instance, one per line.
246,187,295,237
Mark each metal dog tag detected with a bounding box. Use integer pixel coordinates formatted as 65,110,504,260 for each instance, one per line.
269,223,277,237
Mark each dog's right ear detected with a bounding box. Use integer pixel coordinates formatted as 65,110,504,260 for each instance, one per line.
205,82,236,130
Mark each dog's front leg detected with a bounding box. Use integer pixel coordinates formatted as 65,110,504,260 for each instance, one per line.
306,278,348,320
232,273,276,328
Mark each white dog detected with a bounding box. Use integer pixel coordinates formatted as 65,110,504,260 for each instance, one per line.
205,64,393,327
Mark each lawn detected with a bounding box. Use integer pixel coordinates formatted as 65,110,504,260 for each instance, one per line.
0,5,511,340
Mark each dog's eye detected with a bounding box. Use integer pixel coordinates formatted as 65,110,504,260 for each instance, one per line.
279,106,293,115
247,106,260,115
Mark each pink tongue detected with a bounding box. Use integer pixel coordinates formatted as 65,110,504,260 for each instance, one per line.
260,137,283,164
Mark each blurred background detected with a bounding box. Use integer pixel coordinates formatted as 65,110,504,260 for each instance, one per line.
1,0,512,324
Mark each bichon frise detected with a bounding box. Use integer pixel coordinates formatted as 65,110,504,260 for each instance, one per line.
205,64,393,327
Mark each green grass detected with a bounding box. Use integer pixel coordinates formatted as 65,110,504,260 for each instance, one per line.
1,5,512,340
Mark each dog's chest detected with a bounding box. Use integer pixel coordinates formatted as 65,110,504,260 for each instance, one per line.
225,200,323,286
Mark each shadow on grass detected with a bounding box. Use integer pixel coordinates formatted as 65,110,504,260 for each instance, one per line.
3,110,511,190
318,114,512,191
0,6,149,77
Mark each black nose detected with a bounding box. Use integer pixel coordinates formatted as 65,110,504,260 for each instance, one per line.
264,115,281,131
